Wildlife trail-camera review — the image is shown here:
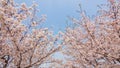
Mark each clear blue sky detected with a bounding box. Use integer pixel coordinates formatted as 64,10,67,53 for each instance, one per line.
15,0,107,34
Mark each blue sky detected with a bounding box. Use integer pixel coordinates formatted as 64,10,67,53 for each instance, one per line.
15,0,107,34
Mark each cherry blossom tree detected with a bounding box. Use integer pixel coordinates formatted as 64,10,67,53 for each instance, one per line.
61,0,120,68
0,0,61,68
